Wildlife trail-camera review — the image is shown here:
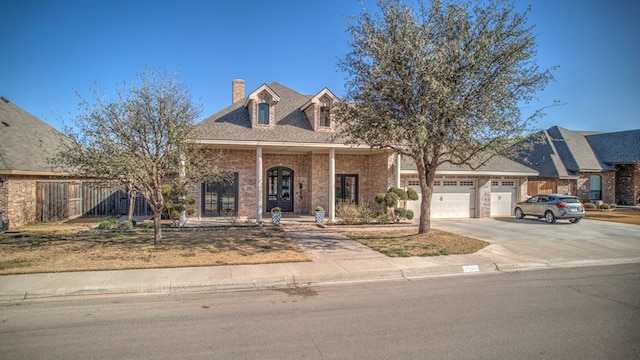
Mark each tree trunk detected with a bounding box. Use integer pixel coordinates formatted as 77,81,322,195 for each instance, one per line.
127,189,136,221
153,209,163,245
417,160,436,234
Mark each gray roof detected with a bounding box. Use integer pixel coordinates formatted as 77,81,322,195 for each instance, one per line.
0,97,70,174
196,82,335,143
586,129,640,164
400,154,537,175
515,126,633,179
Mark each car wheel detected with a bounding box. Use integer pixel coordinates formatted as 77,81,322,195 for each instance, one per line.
569,218,581,224
514,207,524,219
544,211,556,224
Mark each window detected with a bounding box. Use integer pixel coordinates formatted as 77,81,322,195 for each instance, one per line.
502,181,515,187
408,180,420,186
589,175,602,200
492,181,499,186
258,103,269,125
202,173,238,216
460,180,474,187
443,180,457,186
319,106,330,127
336,174,358,204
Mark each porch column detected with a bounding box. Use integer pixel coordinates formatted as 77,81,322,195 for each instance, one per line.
329,148,336,223
395,153,401,188
256,146,263,224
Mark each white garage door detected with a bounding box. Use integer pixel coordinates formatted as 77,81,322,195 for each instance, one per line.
407,179,476,219
491,180,517,217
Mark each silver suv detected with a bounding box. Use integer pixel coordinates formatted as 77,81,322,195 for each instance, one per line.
514,194,585,224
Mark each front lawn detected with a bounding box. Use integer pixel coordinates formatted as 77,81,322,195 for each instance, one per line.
342,229,489,257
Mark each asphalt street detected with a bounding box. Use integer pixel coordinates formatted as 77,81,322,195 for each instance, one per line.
1,264,638,359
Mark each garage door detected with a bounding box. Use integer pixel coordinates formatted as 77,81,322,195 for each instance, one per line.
407,179,476,219
491,180,517,217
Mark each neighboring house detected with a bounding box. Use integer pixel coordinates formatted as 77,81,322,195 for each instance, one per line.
0,97,152,230
0,96,75,228
516,126,640,205
192,80,538,222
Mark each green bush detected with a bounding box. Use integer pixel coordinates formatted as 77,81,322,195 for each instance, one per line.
600,203,611,209
98,219,120,229
609,203,617,209
120,220,134,229
137,222,154,229
583,203,597,209
394,208,414,220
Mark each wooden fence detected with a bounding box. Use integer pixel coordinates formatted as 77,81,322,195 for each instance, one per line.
37,181,153,222
527,180,557,195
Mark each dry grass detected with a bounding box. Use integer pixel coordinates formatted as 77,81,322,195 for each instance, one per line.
0,217,310,275
585,208,640,225
342,229,489,257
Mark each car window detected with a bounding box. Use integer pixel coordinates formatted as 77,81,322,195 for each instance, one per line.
560,197,580,203
538,196,548,203
526,196,538,203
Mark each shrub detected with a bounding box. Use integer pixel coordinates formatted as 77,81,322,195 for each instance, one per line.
581,198,592,204
98,219,119,229
377,211,395,224
120,220,134,229
600,203,611,209
337,202,360,225
583,203,597,209
609,203,617,209
357,203,376,224
394,208,414,221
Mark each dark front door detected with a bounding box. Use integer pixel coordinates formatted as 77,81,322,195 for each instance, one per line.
202,173,238,216
267,167,293,212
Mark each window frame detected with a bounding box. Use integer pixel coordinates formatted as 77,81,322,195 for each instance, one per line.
258,103,269,125
319,105,330,127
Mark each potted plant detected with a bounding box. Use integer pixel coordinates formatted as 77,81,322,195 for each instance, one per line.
271,207,282,224
315,206,325,223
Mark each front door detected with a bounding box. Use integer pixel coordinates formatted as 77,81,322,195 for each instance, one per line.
266,167,293,212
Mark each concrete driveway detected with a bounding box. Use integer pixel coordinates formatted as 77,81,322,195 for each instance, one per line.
432,218,640,268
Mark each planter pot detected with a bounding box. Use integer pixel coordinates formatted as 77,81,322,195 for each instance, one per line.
271,212,282,224
315,211,325,223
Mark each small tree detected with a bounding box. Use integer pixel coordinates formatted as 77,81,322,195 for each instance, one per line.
53,66,226,244
336,0,554,233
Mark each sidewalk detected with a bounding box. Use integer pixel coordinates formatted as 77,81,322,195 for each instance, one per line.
1,219,639,301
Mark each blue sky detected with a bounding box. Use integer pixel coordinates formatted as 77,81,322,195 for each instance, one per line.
1,0,638,133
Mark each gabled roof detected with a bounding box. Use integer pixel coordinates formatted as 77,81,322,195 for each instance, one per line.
244,83,280,106
300,88,339,110
196,82,337,144
516,126,626,179
0,97,70,175
586,129,640,165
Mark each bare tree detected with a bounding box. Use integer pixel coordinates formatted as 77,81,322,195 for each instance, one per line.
335,0,555,233
53,66,225,244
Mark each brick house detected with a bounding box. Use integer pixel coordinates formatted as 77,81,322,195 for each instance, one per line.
516,126,640,205
192,80,538,222
0,96,76,228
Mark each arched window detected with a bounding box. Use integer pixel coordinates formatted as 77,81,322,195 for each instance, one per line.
319,105,330,127
258,103,269,125
589,175,601,200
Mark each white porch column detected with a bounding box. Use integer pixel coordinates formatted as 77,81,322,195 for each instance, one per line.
395,153,402,188
256,146,263,224
329,148,336,222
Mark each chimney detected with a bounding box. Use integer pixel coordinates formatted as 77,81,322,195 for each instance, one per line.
232,79,245,104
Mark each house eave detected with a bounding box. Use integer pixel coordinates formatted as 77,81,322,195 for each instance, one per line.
400,169,538,177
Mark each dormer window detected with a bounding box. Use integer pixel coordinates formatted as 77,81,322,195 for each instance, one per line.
319,105,330,127
258,103,270,125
